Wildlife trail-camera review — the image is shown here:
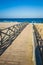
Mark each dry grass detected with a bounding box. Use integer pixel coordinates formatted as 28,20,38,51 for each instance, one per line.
35,23,43,39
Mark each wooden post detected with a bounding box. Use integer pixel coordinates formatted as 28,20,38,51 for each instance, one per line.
0,29,2,47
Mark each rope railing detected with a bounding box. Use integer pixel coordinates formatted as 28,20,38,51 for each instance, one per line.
0,22,28,55
33,24,43,65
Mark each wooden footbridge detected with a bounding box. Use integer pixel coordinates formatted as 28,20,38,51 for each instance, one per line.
33,24,43,65
0,22,28,55
0,23,33,65
0,23,43,65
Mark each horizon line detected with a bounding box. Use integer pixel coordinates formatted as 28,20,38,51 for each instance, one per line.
0,17,43,19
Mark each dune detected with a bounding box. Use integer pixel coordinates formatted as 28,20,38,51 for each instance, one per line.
35,23,43,39
0,22,20,29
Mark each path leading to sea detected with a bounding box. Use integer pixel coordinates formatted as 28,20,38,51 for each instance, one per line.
0,24,34,65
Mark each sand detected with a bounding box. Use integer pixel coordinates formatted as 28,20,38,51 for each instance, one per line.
0,22,20,29
0,23,33,65
35,23,43,39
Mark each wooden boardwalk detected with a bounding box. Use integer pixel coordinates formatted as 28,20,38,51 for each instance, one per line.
0,24,33,65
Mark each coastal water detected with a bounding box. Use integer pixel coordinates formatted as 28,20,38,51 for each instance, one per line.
0,18,43,23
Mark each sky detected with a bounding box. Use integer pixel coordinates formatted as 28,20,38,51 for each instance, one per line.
0,0,43,18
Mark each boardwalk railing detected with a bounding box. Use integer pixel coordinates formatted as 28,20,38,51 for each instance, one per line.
0,22,28,55
33,24,43,65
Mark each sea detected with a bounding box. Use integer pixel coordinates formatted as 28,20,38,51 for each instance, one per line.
0,18,43,23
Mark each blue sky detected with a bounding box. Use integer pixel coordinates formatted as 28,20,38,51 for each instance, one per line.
0,0,43,18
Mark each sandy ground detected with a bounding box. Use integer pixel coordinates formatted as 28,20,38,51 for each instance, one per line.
0,24,33,65
35,23,43,39
0,22,20,29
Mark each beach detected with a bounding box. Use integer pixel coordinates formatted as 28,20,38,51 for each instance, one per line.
0,22,43,65
0,22,20,29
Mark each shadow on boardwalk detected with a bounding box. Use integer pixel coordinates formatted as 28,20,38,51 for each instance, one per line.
0,23,28,56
